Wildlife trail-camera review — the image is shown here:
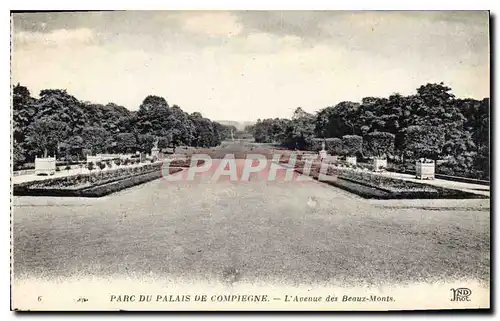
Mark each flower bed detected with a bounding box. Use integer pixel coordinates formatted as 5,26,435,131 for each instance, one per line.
336,170,436,194
293,162,486,199
167,159,206,168
78,170,178,197
13,163,183,197
17,163,163,190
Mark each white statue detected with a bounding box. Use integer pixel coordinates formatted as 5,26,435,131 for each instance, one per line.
319,141,327,161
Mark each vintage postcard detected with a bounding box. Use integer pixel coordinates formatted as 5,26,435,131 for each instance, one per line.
10,10,490,311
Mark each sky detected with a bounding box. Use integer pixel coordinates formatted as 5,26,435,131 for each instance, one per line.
11,11,489,121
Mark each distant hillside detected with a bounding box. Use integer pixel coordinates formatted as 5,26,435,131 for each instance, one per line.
216,120,255,131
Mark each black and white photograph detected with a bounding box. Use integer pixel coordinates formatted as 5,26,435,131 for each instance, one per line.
10,10,490,311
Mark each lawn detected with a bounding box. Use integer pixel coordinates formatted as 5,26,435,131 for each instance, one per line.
13,171,490,286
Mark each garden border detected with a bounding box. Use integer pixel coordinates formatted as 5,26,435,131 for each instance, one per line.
13,168,183,198
294,168,487,200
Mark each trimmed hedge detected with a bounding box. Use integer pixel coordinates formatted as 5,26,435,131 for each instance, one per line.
308,138,343,155
342,135,363,156
363,132,395,158
325,138,343,155
309,138,324,152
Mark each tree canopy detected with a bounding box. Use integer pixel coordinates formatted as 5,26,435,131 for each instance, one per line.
250,82,489,179
12,84,234,167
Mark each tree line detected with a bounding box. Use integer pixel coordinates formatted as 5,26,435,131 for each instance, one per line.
12,84,237,168
246,83,489,179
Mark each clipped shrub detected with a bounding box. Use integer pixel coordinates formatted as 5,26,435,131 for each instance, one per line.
65,165,71,171
106,161,113,168
99,162,106,170
363,132,395,158
437,154,477,178
87,162,95,172
402,125,445,160
114,159,122,166
342,135,363,156
55,166,61,172
325,138,343,155
309,138,325,152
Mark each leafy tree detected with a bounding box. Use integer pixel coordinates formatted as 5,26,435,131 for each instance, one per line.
26,119,69,157
59,135,84,161
13,144,26,169
253,118,283,143
355,97,389,135
157,136,170,149
457,97,489,153
137,134,156,152
285,107,315,149
135,95,172,137
13,84,37,144
190,113,215,147
83,102,131,135
315,102,360,138
11,82,489,180
81,127,112,154
13,84,37,166
164,105,195,150
115,132,137,153
35,89,87,137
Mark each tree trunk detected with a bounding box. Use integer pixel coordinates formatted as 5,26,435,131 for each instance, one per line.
43,148,48,158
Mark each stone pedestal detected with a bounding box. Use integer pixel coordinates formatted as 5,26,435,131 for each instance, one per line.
151,147,160,159
319,150,327,161
373,158,387,172
326,155,338,162
86,155,102,164
416,160,435,180
35,156,56,175
323,155,338,164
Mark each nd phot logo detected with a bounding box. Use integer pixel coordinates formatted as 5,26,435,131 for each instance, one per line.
450,288,471,302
